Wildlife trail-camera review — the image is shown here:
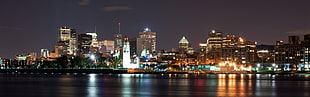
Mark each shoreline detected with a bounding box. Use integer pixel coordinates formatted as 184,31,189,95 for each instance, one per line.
0,69,308,74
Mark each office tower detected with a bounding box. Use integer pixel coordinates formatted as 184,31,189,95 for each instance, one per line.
98,40,115,54
179,36,189,50
222,35,237,48
78,34,92,55
114,23,123,50
207,30,222,50
55,42,68,57
58,26,77,55
206,30,222,64
114,33,123,49
137,28,156,56
288,36,300,44
86,32,99,54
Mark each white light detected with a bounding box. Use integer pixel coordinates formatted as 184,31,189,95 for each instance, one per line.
144,28,150,31
90,55,95,60
257,64,260,67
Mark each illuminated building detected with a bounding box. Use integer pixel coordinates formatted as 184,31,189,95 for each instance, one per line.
122,36,139,68
98,40,114,54
58,26,77,55
206,30,222,64
179,36,189,53
114,23,123,50
114,33,123,49
78,34,92,56
221,36,256,66
55,42,68,57
137,28,156,56
179,36,189,49
40,49,49,59
86,32,99,54
274,35,310,71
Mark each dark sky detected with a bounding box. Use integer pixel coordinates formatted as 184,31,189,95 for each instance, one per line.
1,0,309,58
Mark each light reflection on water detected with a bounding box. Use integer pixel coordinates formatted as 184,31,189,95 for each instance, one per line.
1,73,310,97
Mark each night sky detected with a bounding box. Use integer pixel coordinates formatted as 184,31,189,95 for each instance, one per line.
1,0,309,58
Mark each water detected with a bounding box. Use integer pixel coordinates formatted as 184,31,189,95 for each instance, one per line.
0,73,310,97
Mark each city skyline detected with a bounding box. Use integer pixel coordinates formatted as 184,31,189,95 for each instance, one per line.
1,0,310,58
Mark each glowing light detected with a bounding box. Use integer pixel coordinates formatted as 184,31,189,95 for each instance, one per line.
280,40,284,43
144,28,150,31
212,30,215,33
239,37,244,43
90,55,95,60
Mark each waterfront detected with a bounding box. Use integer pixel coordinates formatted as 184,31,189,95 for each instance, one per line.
0,73,310,97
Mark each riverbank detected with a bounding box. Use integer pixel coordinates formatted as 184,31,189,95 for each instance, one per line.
1,69,309,74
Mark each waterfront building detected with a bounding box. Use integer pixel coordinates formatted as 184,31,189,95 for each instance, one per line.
122,36,139,68
275,35,310,71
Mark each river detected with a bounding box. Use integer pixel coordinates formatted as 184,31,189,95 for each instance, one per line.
0,73,309,97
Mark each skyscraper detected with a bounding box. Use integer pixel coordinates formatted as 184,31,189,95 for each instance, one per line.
58,26,77,55
206,30,223,64
179,36,189,49
114,22,123,50
178,36,189,53
288,36,300,44
78,34,92,55
137,28,156,56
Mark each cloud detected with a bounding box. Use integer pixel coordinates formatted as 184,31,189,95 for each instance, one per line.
78,0,90,6
102,6,134,12
286,30,310,35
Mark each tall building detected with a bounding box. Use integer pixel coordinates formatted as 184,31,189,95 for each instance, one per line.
206,30,223,64
137,28,156,56
288,36,300,44
275,35,310,71
129,38,137,55
122,36,131,68
304,34,310,43
98,40,115,54
86,32,99,54
55,42,68,57
58,26,77,55
78,34,92,55
114,33,123,49
114,23,123,50
179,36,189,50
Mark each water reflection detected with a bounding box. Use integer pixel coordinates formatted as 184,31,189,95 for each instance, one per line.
3,73,308,97
217,74,253,97
87,74,98,97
